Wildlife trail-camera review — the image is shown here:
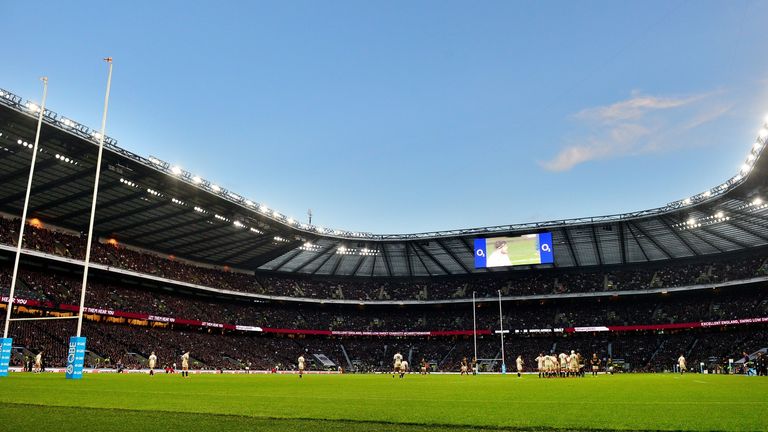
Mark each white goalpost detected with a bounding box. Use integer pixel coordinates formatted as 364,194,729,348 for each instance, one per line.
0,76,49,377
0,59,114,380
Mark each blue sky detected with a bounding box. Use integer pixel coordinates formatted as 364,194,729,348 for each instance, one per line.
3,1,768,234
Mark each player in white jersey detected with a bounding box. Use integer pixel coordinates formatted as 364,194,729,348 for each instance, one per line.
569,350,579,376
181,351,190,378
298,354,305,378
400,360,408,378
678,354,686,374
34,351,43,373
535,353,545,378
148,351,157,376
515,355,524,378
393,352,403,378
559,353,567,377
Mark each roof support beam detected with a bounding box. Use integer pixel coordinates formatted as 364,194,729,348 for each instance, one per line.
30,181,122,215
630,221,672,259
294,244,335,273
405,240,413,278
193,234,270,259
241,240,304,269
659,216,699,255
180,230,263,256
436,238,471,274
410,242,432,276
688,205,748,250
110,210,198,240
330,253,345,276
350,254,366,276
93,199,172,229
698,224,749,249
160,223,236,252
626,222,650,262
413,242,451,275
684,227,726,253
727,218,768,243
0,154,78,185
618,222,626,265
380,243,393,277
591,225,603,266
561,227,579,267
726,207,768,230
96,201,186,235
369,247,378,277
0,169,95,207
50,190,148,224
312,247,338,275
270,248,305,272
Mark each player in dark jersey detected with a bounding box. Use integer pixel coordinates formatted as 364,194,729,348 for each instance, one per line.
590,353,601,376
420,358,429,375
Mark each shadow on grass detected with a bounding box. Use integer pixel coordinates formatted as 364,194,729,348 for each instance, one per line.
0,402,653,432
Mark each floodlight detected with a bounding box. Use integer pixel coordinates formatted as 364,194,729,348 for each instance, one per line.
687,218,696,226
192,176,203,184
211,184,221,192
715,211,724,219
682,198,691,205
170,166,183,175
26,102,40,113
760,128,768,139
753,197,763,206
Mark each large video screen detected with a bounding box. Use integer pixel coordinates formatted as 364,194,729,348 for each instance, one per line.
474,233,553,268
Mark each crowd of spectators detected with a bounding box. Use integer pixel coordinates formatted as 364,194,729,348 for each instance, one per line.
8,318,766,375
1,216,768,301
3,265,768,334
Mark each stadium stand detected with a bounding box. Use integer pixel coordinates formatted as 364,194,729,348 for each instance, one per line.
0,88,766,378
1,216,767,301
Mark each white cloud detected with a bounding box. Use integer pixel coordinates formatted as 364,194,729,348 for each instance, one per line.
574,92,703,123
541,90,731,172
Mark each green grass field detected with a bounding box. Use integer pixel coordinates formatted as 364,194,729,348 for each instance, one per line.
0,373,766,431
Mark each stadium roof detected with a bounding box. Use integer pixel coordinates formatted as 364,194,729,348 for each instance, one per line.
1,87,768,277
